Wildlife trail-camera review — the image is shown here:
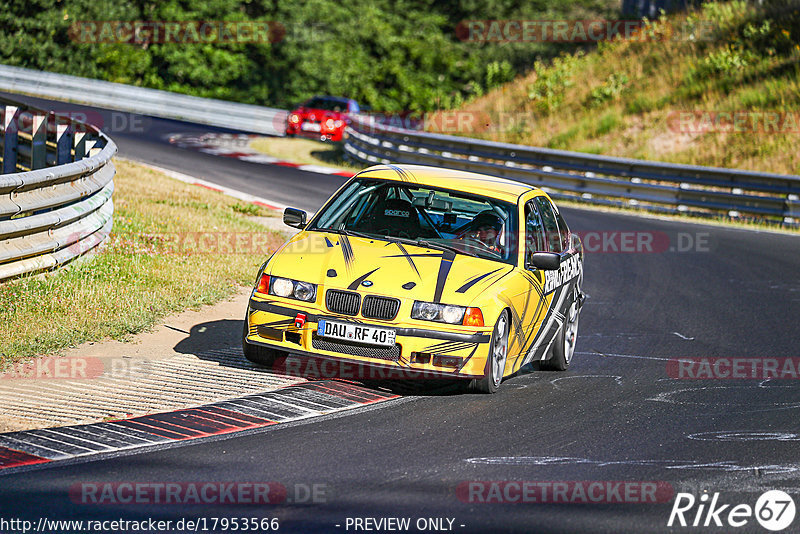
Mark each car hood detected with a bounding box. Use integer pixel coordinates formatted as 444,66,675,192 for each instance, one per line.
268,231,513,305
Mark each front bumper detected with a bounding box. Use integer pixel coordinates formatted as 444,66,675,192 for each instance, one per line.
245,297,492,379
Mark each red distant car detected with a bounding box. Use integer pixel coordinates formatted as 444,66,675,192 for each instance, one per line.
285,96,360,142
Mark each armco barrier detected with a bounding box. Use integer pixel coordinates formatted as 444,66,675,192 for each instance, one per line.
344,115,800,225
0,95,116,282
0,63,286,136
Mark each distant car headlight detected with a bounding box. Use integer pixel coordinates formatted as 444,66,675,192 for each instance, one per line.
325,118,335,129
268,276,317,302
412,301,474,325
289,113,301,124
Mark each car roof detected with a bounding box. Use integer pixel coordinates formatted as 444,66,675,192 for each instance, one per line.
353,164,539,204
308,95,351,103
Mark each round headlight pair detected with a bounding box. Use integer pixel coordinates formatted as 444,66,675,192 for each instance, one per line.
412,301,467,324
270,277,316,302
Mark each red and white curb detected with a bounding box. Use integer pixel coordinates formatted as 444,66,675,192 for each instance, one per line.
0,381,397,473
167,133,356,177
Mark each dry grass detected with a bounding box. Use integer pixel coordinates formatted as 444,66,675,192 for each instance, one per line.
436,1,800,175
0,159,285,364
248,136,358,172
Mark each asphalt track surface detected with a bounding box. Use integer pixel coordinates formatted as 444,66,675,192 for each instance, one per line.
2,93,800,533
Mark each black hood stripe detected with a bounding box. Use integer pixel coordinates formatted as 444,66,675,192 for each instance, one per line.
433,251,456,303
347,267,380,290
324,237,334,248
383,253,442,259
395,243,421,278
339,235,354,270
455,268,503,294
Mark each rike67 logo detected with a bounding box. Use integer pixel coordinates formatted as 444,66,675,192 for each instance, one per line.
668,490,796,531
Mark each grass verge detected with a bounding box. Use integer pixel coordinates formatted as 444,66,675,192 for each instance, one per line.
0,159,286,365
248,137,358,172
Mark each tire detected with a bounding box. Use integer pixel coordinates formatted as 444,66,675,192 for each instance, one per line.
241,313,284,368
469,311,509,393
541,292,579,372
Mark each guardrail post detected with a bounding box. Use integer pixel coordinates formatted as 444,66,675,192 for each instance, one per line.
2,105,20,174
30,111,47,170
73,130,86,160
56,118,74,165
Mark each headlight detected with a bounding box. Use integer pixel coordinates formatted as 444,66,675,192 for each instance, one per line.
412,301,468,324
268,276,317,302
289,113,300,124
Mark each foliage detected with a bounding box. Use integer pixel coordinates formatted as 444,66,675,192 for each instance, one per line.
0,0,618,112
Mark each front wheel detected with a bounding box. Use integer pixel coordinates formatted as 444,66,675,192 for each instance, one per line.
470,311,509,393
242,312,285,368
541,293,579,371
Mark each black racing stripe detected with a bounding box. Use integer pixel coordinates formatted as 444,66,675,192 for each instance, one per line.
258,318,295,328
457,344,480,372
383,253,443,259
387,164,410,182
324,237,334,248
395,242,421,278
433,343,478,355
339,235,354,269
455,268,503,294
433,251,456,303
347,267,380,290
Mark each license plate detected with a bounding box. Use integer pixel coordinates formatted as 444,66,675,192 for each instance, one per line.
317,319,396,347
301,122,322,132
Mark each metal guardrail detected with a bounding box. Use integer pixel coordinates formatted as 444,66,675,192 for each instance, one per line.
0,95,116,282
344,115,800,225
0,64,287,136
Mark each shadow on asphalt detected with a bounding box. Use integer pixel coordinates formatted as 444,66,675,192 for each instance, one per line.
173,319,471,397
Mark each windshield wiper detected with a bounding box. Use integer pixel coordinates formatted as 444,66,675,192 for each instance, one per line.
319,227,375,240
416,239,479,258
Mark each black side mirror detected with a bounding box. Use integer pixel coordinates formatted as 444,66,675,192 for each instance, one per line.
528,252,560,271
283,207,307,229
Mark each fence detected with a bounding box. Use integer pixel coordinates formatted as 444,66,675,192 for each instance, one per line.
0,95,116,281
344,115,800,225
0,64,286,136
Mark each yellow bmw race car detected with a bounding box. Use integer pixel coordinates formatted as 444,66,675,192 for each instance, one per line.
243,164,584,393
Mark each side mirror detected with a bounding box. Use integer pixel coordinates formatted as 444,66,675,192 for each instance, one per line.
283,207,307,229
528,252,560,271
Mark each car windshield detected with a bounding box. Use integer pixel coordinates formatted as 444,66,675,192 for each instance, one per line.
303,97,349,112
310,179,519,265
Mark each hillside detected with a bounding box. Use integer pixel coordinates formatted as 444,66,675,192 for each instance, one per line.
437,1,800,174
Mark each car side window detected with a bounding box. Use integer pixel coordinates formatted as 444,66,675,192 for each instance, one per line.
533,196,562,253
524,200,546,258
555,208,571,251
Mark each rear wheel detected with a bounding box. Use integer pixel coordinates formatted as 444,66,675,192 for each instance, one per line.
470,311,509,393
541,292,579,371
241,312,284,368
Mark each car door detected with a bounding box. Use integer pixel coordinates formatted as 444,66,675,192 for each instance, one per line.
506,198,552,372
522,195,582,363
